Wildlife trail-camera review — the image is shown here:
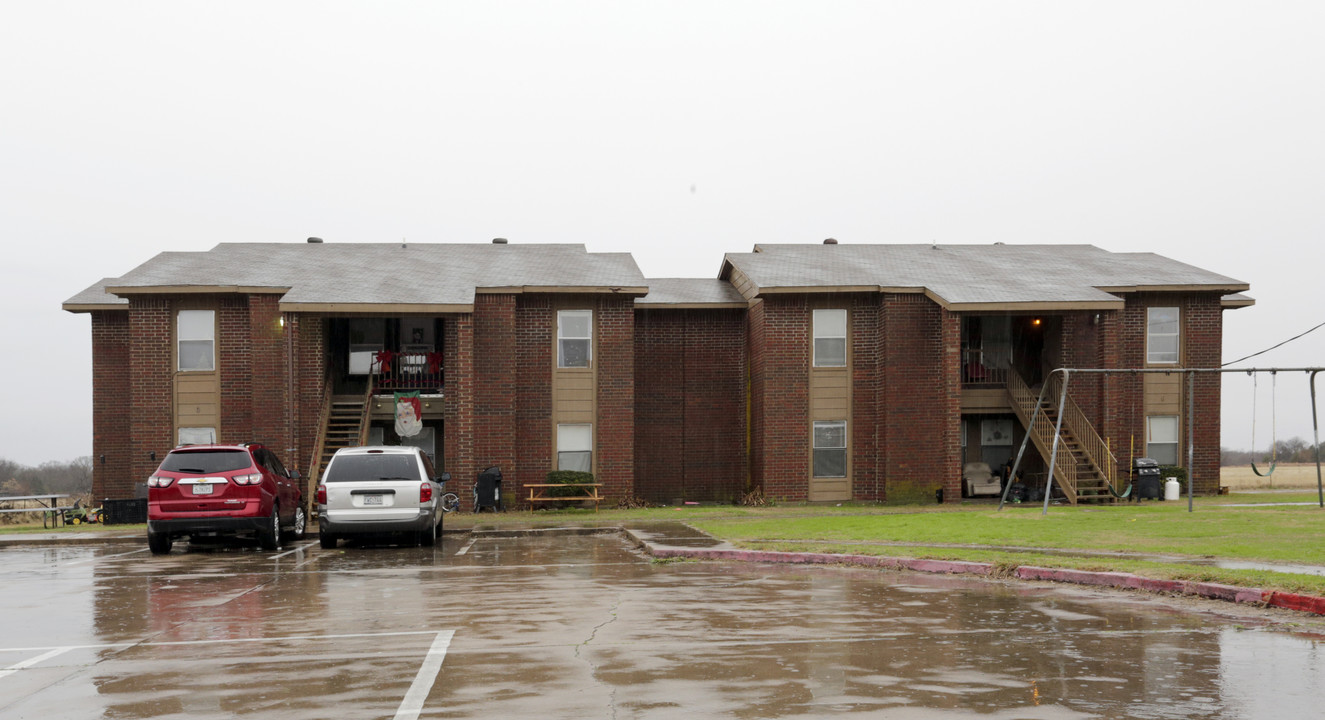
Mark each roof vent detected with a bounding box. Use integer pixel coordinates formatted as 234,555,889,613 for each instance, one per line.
492,238,508,244
306,237,323,244
823,238,837,245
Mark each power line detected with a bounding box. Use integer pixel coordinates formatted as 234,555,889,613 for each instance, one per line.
1223,319,1325,367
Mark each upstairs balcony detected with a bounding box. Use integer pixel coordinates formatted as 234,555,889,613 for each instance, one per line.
366,349,445,393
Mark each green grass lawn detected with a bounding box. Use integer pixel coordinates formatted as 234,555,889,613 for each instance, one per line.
441,494,1325,595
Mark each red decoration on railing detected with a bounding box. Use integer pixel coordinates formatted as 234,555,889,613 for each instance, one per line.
373,350,397,374
426,352,444,375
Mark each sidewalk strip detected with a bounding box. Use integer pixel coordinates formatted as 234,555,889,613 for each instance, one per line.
393,630,454,720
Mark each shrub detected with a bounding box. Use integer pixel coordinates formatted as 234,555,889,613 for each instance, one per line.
546,470,594,498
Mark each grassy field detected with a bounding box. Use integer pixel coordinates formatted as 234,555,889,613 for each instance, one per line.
1221,462,1323,490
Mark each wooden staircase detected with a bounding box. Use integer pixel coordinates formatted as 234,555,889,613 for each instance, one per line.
305,382,373,515
1007,371,1118,505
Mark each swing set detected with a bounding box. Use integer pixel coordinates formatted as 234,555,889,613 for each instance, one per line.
998,366,1325,515
1248,371,1278,477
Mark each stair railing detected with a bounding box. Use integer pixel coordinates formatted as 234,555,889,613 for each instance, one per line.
305,377,334,518
1007,371,1079,503
1045,373,1118,493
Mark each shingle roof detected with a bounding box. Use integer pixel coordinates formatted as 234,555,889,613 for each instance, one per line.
65,242,648,311
723,244,1250,308
637,278,747,307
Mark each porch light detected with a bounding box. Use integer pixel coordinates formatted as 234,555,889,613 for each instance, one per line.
279,316,285,328
1032,318,1042,327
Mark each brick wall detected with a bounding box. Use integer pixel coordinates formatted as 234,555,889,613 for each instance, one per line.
474,295,517,497
750,296,810,500
880,294,961,504
595,296,635,500
850,297,882,501
218,297,252,440
91,311,131,500
128,297,173,491
1182,294,1224,493
292,314,326,484
443,314,475,492
248,295,285,449
514,297,553,501
633,308,747,503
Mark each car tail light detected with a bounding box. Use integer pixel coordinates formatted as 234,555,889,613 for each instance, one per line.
316,485,327,504
419,482,433,503
232,473,263,486
147,475,173,488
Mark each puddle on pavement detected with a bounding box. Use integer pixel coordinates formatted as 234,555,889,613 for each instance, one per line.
2,534,1323,719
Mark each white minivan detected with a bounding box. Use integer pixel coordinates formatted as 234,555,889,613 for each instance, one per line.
317,446,447,548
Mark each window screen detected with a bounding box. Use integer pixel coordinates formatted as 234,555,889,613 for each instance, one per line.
558,310,592,368
1147,307,1179,364
813,421,847,477
1147,416,1179,465
557,424,593,472
178,310,215,372
813,309,847,367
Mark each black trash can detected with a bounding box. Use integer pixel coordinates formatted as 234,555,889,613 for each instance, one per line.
474,466,502,512
1132,458,1163,501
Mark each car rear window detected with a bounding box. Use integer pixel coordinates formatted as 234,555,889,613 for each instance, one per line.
323,454,421,483
160,450,253,474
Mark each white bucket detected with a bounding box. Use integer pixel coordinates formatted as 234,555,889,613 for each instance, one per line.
1164,477,1181,501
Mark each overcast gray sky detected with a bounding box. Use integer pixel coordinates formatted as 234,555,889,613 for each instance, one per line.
3,2,1322,466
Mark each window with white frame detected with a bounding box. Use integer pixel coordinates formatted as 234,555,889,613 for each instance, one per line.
813,420,847,477
558,310,592,368
1147,416,1179,465
813,309,847,367
1147,307,1179,364
177,310,215,372
557,423,593,472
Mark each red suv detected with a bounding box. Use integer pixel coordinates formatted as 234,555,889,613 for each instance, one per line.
146,443,305,554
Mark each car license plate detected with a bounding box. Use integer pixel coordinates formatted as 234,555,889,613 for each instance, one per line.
193,484,213,495
364,495,383,505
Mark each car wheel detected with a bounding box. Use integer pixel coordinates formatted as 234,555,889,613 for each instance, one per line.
147,530,172,555
319,532,337,549
419,518,436,547
284,505,307,542
258,505,281,551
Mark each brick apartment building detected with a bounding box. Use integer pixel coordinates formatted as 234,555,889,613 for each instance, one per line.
64,240,1251,509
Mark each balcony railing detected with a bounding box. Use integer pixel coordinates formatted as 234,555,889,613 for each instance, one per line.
370,350,445,393
962,348,1009,387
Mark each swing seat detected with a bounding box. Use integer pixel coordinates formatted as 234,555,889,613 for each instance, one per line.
1250,461,1277,477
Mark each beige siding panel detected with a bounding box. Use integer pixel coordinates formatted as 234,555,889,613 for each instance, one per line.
176,377,216,395
177,392,215,407
174,372,219,431
808,478,851,502
1144,373,1183,414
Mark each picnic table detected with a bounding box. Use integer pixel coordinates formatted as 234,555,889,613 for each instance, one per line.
523,483,603,512
0,494,74,528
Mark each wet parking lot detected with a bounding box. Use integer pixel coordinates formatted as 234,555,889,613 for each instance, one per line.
2,530,1324,719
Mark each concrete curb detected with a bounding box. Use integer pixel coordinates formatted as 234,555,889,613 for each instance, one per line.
636,542,1325,617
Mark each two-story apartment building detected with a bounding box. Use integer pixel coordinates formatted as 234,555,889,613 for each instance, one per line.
64,239,1251,509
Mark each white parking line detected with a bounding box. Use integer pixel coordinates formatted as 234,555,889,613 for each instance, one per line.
0,647,73,680
393,630,454,720
455,538,476,556
268,541,317,560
